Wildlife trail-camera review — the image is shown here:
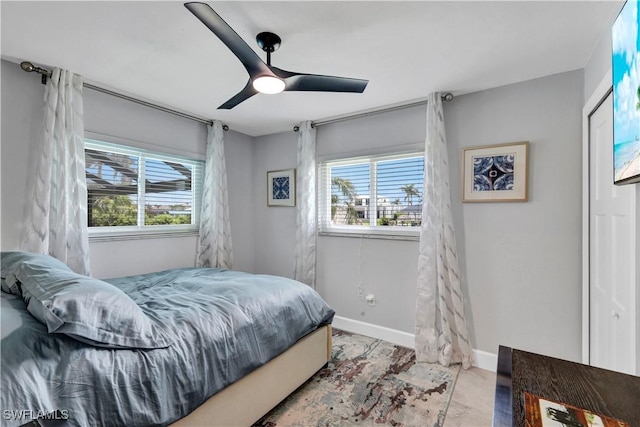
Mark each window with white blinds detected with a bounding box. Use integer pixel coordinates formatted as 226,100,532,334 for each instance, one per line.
84,139,203,237
318,152,424,238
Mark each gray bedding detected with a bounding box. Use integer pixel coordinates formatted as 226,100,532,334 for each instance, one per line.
1,266,334,427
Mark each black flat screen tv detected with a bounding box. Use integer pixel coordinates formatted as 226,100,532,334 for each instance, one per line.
613,0,640,185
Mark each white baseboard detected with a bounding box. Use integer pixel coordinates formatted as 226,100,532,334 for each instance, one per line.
332,315,498,372
472,348,498,372
332,316,416,349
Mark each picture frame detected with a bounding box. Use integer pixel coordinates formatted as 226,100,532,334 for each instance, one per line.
267,169,296,207
462,141,529,202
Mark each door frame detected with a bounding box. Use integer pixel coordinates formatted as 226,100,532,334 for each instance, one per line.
581,69,612,365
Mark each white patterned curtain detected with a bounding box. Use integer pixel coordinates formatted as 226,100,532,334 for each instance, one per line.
21,68,91,275
196,120,233,269
415,93,473,369
293,121,317,287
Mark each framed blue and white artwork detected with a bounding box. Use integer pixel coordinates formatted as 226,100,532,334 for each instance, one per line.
267,168,296,206
462,141,529,202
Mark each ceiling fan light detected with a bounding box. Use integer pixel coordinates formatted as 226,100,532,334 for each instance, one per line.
253,76,285,94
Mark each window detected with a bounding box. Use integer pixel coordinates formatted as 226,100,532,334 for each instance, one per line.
318,152,424,238
84,139,204,238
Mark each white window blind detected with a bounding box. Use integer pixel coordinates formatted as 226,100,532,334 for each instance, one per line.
85,139,203,237
318,152,424,238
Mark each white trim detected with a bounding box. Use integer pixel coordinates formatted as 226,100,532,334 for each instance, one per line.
84,136,204,238
472,349,498,372
318,230,419,241
332,316,415,349
581,68,613,366
89,229,198,243
332,316,497,371
318,151,424,238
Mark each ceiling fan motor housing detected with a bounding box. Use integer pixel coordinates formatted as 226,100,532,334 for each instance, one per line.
256,32,281,52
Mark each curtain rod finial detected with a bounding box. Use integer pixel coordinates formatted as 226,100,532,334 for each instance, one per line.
442,92,454,102
20,60,51,82
20,61,35,72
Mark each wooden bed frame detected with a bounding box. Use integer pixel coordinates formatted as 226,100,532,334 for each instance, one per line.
171,324,332,427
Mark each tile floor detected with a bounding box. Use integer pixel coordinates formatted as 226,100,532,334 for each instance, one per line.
443,367,496,427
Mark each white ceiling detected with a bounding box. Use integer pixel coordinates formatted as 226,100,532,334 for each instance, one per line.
1,1,622,136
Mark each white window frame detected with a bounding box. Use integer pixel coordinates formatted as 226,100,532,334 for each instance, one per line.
85,138,204,241
318,150,424,241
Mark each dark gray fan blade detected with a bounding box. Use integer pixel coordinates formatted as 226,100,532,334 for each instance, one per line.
272,68,368,93
218,80,258,109
185,2,271,79
185,3,368,108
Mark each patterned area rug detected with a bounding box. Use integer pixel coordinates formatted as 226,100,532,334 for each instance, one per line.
254,329,461,427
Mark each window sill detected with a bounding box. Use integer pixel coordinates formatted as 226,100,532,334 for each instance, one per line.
318,228,419,242
89,228,199,243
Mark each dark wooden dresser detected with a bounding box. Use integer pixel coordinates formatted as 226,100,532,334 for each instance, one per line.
493,345,640,426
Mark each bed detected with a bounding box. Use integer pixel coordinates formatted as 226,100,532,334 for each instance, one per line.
0,251,335,427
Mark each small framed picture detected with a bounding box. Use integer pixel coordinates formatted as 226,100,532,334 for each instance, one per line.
267,169,296,207
462,141,529,202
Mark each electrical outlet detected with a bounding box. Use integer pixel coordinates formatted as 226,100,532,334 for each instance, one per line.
365,294,375,306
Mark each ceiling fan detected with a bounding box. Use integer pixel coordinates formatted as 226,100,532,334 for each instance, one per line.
184,2,369,109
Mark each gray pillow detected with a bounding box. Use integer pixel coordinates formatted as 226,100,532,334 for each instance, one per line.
15,256,171,350
1,251,72,295
0,278,10,294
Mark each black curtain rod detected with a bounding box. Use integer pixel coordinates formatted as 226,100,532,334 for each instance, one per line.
20,61,228,131
293,93,454,132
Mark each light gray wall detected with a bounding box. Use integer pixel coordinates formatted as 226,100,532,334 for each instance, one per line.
583,2,622,102
447,70,585,361
222,130,256,274
584,27,613,102
1,59,44,250
0,59,255,277
252,131,298,278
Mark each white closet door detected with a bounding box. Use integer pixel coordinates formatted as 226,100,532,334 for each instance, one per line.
589,92,636,375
